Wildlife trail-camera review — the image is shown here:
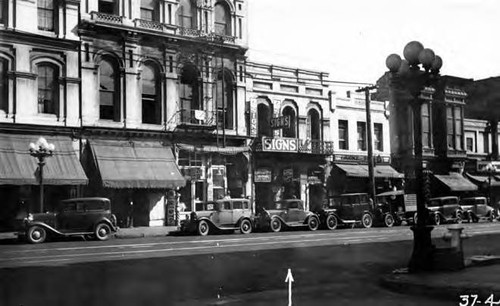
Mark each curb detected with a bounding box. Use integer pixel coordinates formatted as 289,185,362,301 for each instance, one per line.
380,264,500,300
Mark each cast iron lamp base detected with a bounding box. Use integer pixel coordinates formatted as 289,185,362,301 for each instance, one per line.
408,225,435,273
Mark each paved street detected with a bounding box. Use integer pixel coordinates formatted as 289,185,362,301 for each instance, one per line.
1,222,500,305
1,222,499,268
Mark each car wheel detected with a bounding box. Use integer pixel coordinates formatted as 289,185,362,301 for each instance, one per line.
27,225,47,244
362,213,373,228
239,219,252,234
384,214,395,228
326,214,338,230
488,210,497,222
95,223,112,241
197,220,210,236
269,217,282,232
307,216,319,231
433,213,441,226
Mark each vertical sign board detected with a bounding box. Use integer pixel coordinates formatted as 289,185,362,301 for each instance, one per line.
273,99,282,137
249,98,258,137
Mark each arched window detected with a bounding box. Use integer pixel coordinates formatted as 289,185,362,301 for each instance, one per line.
38,0,56,31
179,64,201,124
307,109,321,140
257,103,272,137
142,63,161,124
215,69,233,129
214,1,231,35
0,58,8,113
177,0,196,29
99,58,120,121
282,106,296,138
37,63,58,115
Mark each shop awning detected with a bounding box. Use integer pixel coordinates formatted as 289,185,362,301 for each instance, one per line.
465,172,500,187
0,134,88,185
176,143,250,155
434,173,478,192
91,140,185,189
334,164,404,179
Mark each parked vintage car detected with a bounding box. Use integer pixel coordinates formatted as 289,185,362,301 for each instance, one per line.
22,197,118,244
326,193,376,228
255,199,319,232
180,199,253,236
375,190,417,226
460,197,497,222
426,196,464,225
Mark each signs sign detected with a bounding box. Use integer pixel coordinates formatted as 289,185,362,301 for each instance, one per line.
249,98,258,137
261,137,334,155
270,116,291,129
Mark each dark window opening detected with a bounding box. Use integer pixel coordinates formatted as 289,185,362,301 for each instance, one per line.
257,103,272,137
215,69,234,129
0,58,8,113
37,64,58,115
38,0,55,31
214,2,230,35
338,120,348,150
99,58,120,121
374,123,383,151
140,0,158,21
177,0,196,29
307,109,321,140
98,0,117,15
179,64,201,124
282,106,296,138
357,121,366,151
142,64,161,124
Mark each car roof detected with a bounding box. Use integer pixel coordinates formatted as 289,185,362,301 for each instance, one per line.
61,197,110,203
429,196,458,201
376,190,405,197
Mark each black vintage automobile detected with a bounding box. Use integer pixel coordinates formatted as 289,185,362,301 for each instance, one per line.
460,197,497,223
325,193,376,228
21,197,118,244
426,196,464,225
254,199,320,232
375,190,417,226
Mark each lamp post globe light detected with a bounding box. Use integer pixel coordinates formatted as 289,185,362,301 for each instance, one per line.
29,137,55,213
385,41,443,272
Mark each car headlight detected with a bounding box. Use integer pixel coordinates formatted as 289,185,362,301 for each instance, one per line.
26,213,33,221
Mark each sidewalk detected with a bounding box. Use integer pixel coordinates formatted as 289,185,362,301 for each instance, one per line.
114,225,180,239
0,226,181,241
381,256,500,301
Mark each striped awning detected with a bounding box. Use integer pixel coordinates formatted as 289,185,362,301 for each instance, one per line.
91,140,185,189
434,173,478,192
0,134,88,185
334,164,404,179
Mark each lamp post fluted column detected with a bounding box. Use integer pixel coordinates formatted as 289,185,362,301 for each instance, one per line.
385,41,443,272
29,137,55,213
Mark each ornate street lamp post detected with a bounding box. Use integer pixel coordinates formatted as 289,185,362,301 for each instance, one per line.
385,41,443,272
485,162,495,205
29,137,55,213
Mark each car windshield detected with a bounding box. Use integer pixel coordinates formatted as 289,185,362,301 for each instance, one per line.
196,202,217,211
273,200,302,209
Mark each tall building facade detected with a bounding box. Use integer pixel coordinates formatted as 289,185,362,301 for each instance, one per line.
0,0,251,228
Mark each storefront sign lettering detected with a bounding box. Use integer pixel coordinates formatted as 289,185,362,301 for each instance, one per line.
250,98,258,137
270,116,291,129
261,137,334,155
255,168,272,183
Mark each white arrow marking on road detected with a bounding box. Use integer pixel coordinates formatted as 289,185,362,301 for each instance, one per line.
285,268,294,306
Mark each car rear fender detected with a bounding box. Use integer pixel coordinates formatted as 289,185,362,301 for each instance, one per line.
303,213,318,224
236,216,252,227
269,215,286,224
94,217,118,232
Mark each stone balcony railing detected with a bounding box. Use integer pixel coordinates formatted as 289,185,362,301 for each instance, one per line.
90,11,124,24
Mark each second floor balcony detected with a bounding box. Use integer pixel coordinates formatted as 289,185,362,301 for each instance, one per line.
174,109,217,131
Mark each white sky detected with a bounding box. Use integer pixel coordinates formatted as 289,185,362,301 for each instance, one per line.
247,0,500,86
